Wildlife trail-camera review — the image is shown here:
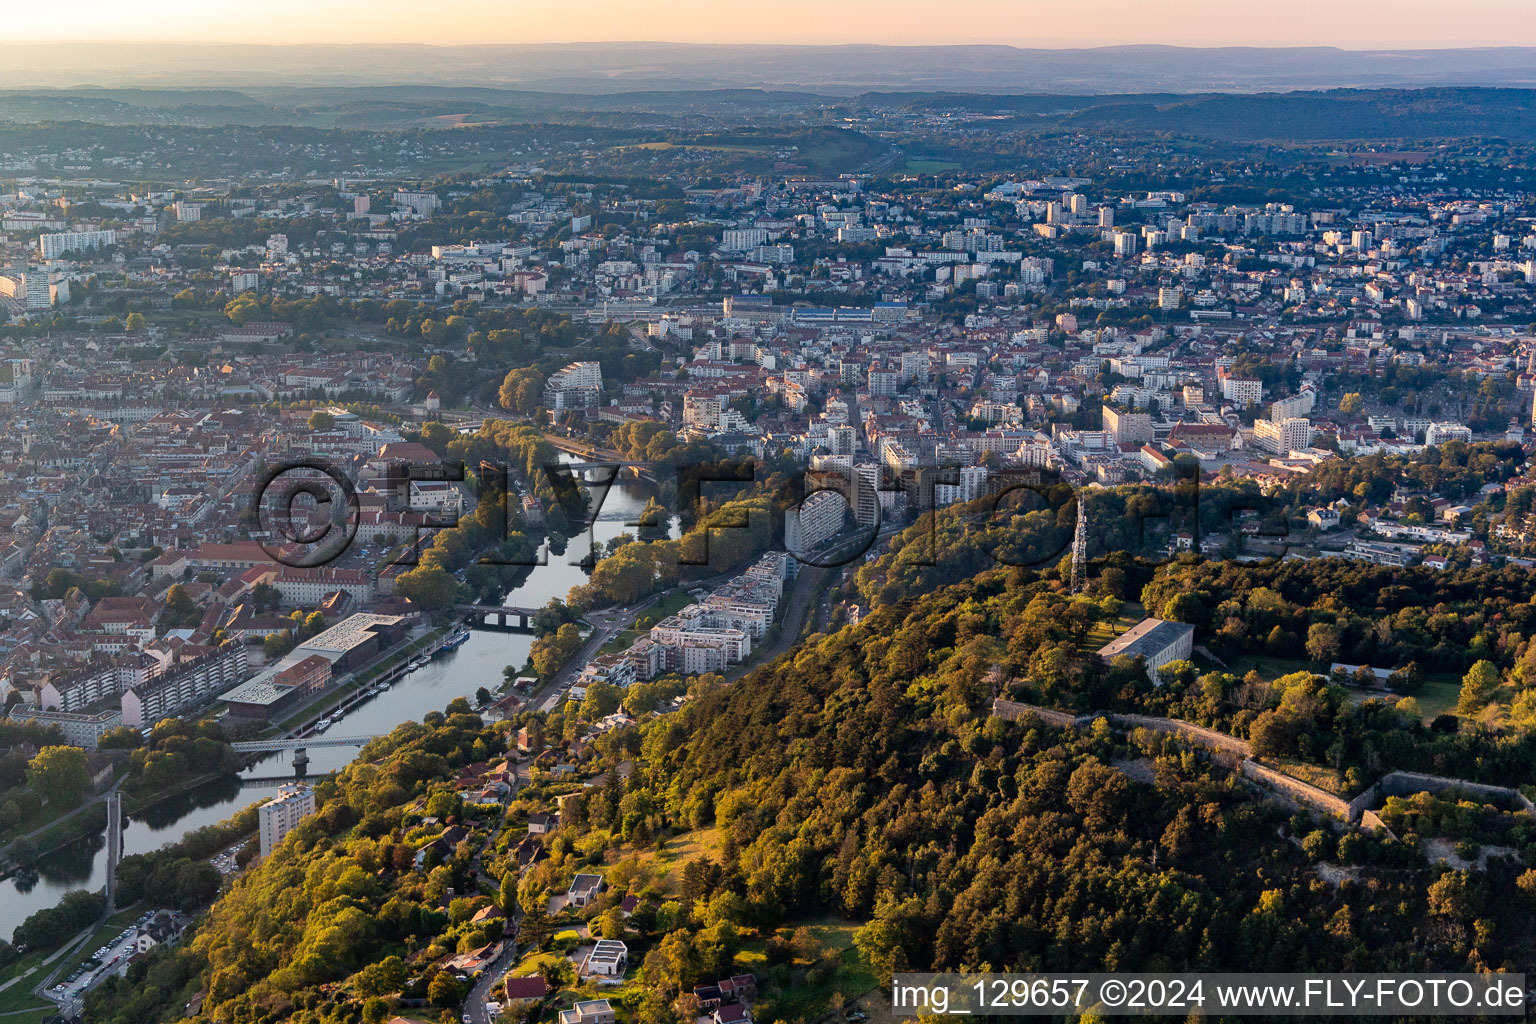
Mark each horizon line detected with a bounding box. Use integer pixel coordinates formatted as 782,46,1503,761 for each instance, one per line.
2,39,1535,52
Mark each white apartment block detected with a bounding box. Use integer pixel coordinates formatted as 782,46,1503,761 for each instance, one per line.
408,479,464,516
1102,405,1154,446
721,228,770,251
394,190,441,216
1269,389,1316,422
122,645,251,729
786,488,847,554
7,707,122,749
1220,377,1264,407
683,392,725,432
544,360,603,410
649,607,751,668
39,229,117,259
1424,422,1473,446
1252,417,1314,455
258,784,316,857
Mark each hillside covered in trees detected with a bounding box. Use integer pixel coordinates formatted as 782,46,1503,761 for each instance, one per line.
83,550,1536,1024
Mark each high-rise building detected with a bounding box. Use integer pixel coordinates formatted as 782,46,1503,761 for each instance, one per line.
1102,405,1153,446
785,489,847,554
828,424,858,458
38,229,117,259
394,190,441,216
851,463,884,528
543,361,603,411
0,269,55,310
1220,377,1264,407
1268,390,1316,422
721,228,769,252
1253,417,1313,455
259,784,316,857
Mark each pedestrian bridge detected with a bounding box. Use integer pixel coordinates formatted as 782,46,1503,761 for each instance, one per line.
230,735,379,753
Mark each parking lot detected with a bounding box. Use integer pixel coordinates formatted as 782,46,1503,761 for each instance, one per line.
211,841,248,876
46,911,156,1011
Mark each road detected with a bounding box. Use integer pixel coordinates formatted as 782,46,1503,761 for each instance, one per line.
724,524,900,680
531,569,742,711
461,770,526,1024
36,910,166,1019
462,937,519,1024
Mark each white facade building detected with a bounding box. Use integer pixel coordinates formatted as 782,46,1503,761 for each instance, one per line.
258,784,316,857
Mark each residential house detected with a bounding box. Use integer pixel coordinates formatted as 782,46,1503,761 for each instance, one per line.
568,873,605,907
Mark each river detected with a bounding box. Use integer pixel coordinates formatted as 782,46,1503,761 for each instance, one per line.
0,465,673,941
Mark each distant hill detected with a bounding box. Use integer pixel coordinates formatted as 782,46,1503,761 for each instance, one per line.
3,41,1536,94
1,84,1534,143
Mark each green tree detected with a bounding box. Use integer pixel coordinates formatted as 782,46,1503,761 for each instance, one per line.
597,907,626,940
428,971,463,1007
499,869,519,915
27,746,89,808
498,368,545,416
419,420,454,454
394,566,459,610
308,409,336,431
164,583,198,626
356,956,407,997
1457,659,1501,714
1305,622,1341,664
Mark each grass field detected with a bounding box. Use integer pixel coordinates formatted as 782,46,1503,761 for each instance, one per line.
1268,757,1352,796
1083,605,1145,649
903,159,962,173
1409,679,1461,720
1224,653,1320,680
628,827,724,895
0,971,54,1017
0,949,47,990
748,917,876,1024
509,948,564,979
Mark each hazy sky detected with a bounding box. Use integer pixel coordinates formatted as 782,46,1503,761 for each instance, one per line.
10,0,1536,47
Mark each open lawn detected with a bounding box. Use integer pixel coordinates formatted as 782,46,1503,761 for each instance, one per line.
0,949,47,990
1267,757,1353,796
0,982,52,1016
627,827,724,895
1083,604,1146,649
1224,653,1322,681
598,630,641,656
750,917,877,1024
903,159,962,173
642,590,695,626
510,949,564,978
1413,679,1461,721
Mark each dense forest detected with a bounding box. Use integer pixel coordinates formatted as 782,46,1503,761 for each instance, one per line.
85,559,1536,1024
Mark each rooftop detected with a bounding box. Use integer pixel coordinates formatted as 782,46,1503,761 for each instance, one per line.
297,613,406,654
1095,617,1194,660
